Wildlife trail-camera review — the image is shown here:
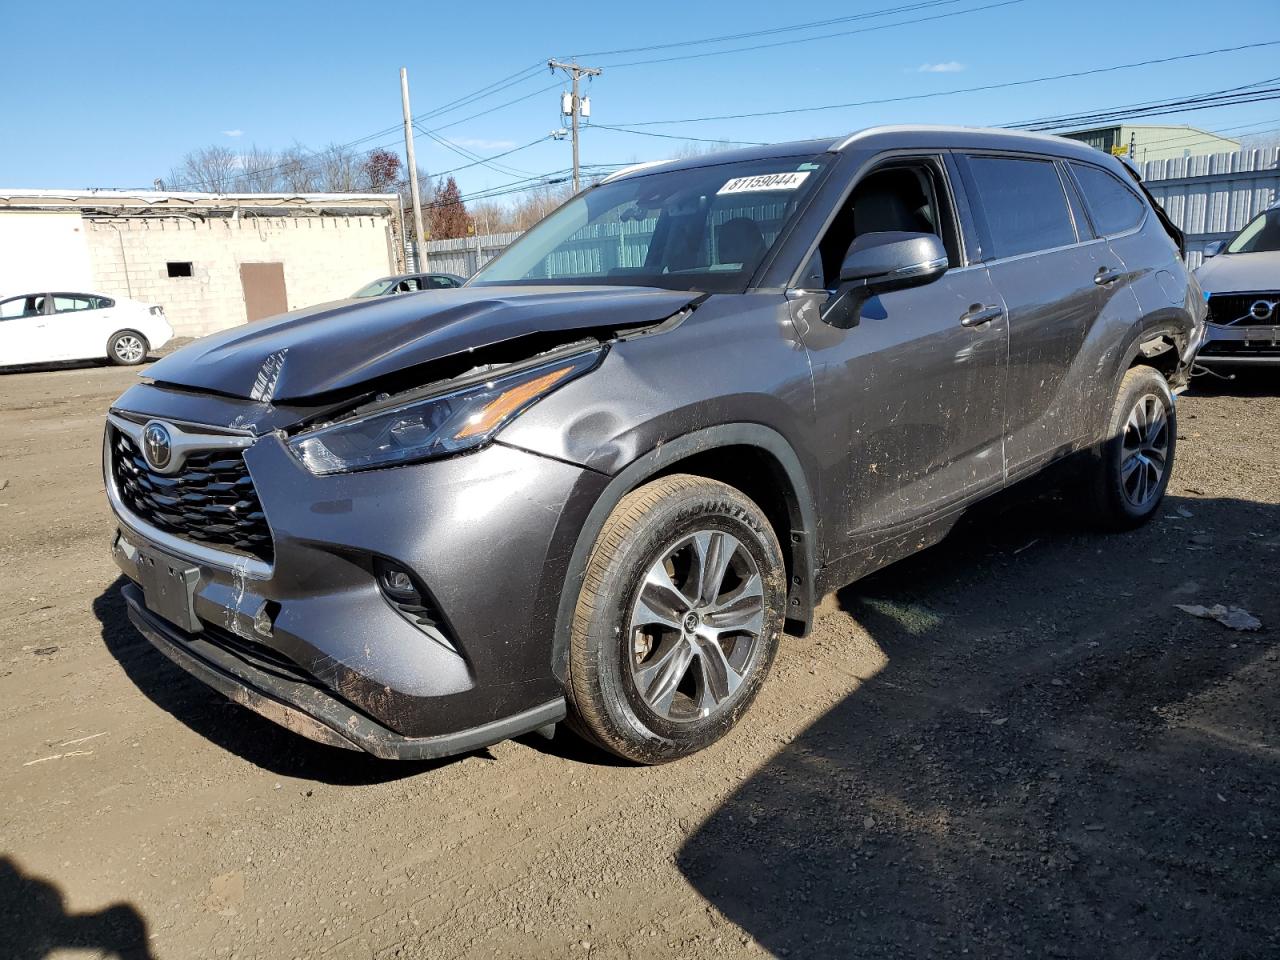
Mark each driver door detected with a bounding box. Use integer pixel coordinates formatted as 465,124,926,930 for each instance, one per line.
793,155,1008,561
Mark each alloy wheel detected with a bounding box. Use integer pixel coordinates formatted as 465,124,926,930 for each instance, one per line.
628,529,766,723
114,335,145,363
1120,393,1169,508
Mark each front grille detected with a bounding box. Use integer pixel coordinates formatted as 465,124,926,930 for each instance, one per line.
110,426,274,563
1205,292,1280,327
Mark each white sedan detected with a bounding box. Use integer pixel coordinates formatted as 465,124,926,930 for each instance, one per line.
0,291,173,367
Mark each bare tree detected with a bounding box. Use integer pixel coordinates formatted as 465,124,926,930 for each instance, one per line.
397,164,431,209
169,145,239,192
278,145,319,193
237,144,282,192
667,140,736,160
316,143,362,193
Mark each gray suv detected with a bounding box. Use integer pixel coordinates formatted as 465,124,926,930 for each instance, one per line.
104,126,1202,764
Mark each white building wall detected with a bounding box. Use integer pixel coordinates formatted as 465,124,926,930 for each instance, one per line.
0,211,94,299
83,215,394,338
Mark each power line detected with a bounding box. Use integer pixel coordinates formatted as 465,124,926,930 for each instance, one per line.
1005,76,1280,130
410,62,546,125
1093,117,1280,152
598,0,1028,69
415,128,549,178
587,124,767,146
607,39,1280,128
163,67,555,191
430,82,564,133
567,0,966,58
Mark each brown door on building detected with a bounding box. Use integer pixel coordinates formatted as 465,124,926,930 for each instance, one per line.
239,262,288,322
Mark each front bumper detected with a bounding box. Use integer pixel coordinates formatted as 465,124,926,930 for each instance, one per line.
121,584,564,759
107,404,610,757
1196,322,1280,366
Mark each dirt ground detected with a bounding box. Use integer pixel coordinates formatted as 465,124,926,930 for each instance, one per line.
1,359,1277,960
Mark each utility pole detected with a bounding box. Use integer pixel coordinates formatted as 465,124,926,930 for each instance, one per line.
400,67,428,270
548,60,602,193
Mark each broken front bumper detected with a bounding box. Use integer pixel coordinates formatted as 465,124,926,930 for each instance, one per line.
120,584,563,759
106,415,609,759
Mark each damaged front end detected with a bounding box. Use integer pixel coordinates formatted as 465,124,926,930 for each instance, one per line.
104,286,699,758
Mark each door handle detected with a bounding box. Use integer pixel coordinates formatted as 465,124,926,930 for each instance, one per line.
960,304,1003,327
1094,266,1123,286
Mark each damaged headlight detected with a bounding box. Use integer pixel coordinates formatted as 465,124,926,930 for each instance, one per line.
288,350,600,475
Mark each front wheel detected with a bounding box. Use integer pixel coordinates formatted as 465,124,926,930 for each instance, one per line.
567,475,786,764
1080,364,1176,530
108,330,149,366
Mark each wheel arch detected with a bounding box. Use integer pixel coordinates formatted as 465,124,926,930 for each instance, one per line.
548,424,818,687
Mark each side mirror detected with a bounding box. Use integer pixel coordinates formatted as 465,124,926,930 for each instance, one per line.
1202,239,1225,259
823,231,949,329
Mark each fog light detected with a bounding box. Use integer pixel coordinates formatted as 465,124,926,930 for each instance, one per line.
377,561,419,602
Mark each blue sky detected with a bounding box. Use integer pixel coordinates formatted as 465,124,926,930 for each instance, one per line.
2,0,1277,196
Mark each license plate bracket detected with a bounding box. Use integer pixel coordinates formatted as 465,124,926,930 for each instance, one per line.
1244,325,1280,344
137,547,202,634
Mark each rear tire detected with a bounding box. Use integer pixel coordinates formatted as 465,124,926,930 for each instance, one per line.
567,475,786,764
108,330,149,366
1080,364,1176,530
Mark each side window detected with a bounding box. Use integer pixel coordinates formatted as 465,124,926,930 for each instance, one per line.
0,296,41,319
428,276,455,289
1069,163,1146,236
810,160,960,289
0,295,42,321
964,156,1077,259
52,295,95,313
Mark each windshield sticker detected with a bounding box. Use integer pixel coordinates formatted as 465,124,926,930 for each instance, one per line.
716,171,811,195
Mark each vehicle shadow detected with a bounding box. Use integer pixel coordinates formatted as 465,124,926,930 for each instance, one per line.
1185,366,1279,397
678,490,1280,958
0,857,155,960
0,358,116,375
93,579,481,785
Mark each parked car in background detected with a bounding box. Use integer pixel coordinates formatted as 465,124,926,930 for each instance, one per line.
351,272,466,298
0,291,172,367
1194,200,1280,367
104,126,1200,766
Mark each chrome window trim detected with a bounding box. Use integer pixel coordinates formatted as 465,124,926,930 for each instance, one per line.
104,414,273,580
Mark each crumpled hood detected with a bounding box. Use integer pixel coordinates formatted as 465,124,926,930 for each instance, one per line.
1194,251,1280,295
145,285,699,402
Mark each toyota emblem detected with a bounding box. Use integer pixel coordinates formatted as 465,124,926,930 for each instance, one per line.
142,421,173,471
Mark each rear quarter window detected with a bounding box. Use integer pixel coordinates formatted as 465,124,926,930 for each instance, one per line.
964,156,1077,259
1070,163,1146,236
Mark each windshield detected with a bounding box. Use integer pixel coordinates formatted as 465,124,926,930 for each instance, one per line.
352,279,395,298
470,154,831,293
1226,207,1280,254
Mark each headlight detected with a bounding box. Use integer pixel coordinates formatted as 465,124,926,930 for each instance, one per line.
289,349,600,475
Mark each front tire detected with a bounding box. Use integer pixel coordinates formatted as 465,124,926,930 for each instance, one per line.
567,475,786,764
1081,364,1176,530
108,330,149,366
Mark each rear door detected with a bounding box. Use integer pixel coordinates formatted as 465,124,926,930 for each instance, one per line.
0,294,53,365
49,293,110,360
956,153,1114,474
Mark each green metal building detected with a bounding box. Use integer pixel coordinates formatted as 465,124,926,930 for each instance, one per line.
1057,124,1240,163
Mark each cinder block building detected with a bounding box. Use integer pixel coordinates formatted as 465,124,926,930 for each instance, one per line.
0,191,406,338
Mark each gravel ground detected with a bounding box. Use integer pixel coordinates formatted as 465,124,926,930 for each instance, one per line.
0,359,1276,960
